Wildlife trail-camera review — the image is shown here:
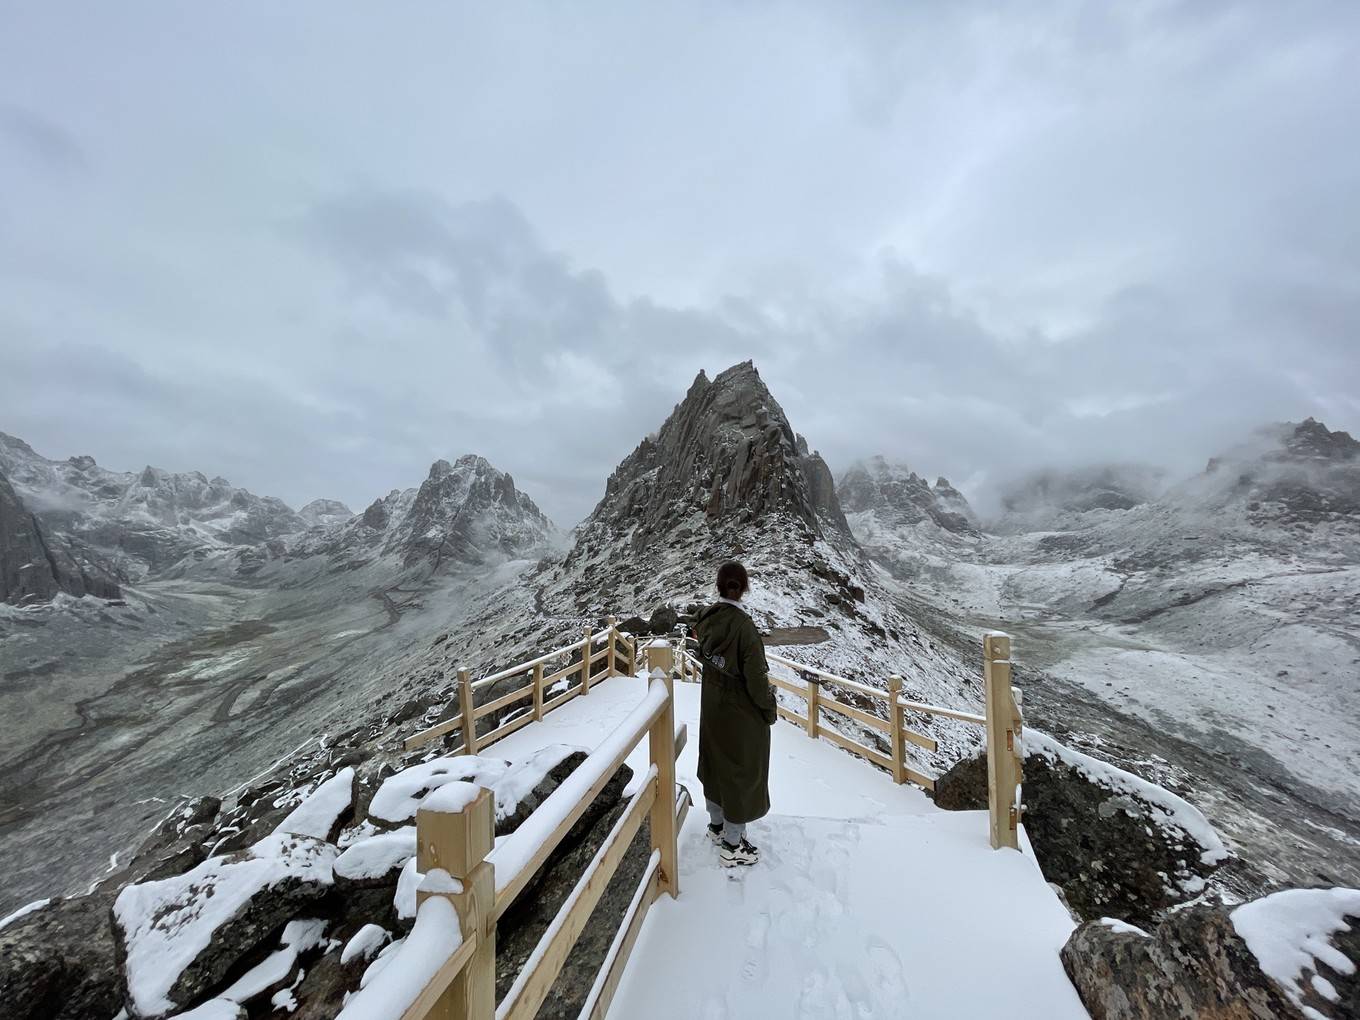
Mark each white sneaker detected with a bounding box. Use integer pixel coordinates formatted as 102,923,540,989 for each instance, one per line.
706,823,724,845
719,838,760,867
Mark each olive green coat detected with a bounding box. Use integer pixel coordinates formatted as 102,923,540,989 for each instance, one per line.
695,600,775,825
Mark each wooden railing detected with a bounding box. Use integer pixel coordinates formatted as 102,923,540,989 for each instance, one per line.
677,631,1024,850
403,617,638,755
340,640,685,1020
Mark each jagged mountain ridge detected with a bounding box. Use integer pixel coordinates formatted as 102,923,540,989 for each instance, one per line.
0,431,556,601
838,456,978,535
291,454,556,570
0,431,308,594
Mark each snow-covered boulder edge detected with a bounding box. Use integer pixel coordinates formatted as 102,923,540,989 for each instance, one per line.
1063,886,1360,1020
933,729,1228,928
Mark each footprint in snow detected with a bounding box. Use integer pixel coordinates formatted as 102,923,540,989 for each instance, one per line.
699,993,730,1019
740,910,771,984
866,936,909,1011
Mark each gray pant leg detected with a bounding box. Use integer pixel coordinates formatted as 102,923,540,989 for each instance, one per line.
706,798,723,828
722,819,745,845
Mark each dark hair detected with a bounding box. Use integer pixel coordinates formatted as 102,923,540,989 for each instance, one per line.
716,561,749,600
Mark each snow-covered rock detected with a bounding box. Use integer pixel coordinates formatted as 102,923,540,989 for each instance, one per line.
274,767,355,842
1063,889,1360,1020
111,833,337,1018
933,730,1226,929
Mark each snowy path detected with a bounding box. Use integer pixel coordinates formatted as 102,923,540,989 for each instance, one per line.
490,675,1089,1020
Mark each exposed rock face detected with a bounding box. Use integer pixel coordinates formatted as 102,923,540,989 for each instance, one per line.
1203,417,1360,524
838,456,978,535
0,431,306,587
578,362,852,551
1061,893,1360,1020
933,734,1224,930
297,498,354,528
0,892,122,1020
0,467,120,604
294,455,555,569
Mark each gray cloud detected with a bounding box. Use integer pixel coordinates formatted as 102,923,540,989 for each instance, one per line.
0,2,1357,525
0,106,87,174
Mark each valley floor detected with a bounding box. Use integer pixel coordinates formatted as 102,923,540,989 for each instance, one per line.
488,674,1088,1020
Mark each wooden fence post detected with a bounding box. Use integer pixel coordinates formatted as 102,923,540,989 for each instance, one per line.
416,786,496,1019
581,627,594,694
605,617,617,677
887,675,906,785
645,641,679,898
459,667,478,756
532,662,545,721
805,673,819,738
984,633,1020,850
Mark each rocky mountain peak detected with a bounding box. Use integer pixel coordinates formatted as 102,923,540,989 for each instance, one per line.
578,360,850,552
300,456,554,569
1284,418,1358,461
838,457,978,535
297,499,354,529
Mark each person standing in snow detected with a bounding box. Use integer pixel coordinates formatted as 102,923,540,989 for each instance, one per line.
693,560,775,867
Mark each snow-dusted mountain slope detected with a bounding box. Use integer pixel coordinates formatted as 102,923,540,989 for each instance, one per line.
0,432,309,591
843,418,1360,893
291,455,556,570
0,437,560,913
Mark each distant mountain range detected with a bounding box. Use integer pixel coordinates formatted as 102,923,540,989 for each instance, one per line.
0,432,557,606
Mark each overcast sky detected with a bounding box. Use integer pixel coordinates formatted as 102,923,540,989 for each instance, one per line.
2,2,1357,525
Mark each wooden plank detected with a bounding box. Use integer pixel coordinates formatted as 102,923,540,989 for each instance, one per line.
459,668,478,756
817,693,890,733
605,618,617,677
984,632,1019,850
540,684,582,716
478,709,536,749
473,684,533,721
887,676,906,785
816,726,894,771
396,929,479,1020
543,662,584,688
472,637,588,691
648,671,679,899
580,852,661,1020
675,784,691,831
899,698,986,726
581,627,596,694
903,727,937,753
766,653,888,701
769,673,808,697
403,715,461,752
674,722,688,760
776,704,809,727
532,662,544,721
904,766,936,792
497,777,658,1020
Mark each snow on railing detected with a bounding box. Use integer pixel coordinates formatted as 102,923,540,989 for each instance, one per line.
359,644,686,1020
403,620,636,753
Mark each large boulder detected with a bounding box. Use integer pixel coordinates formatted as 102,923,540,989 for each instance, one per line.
112,832,337,1018
1062,888,1360,1019
933,730,1227,929
0,892,121,1020
648,604,679,635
